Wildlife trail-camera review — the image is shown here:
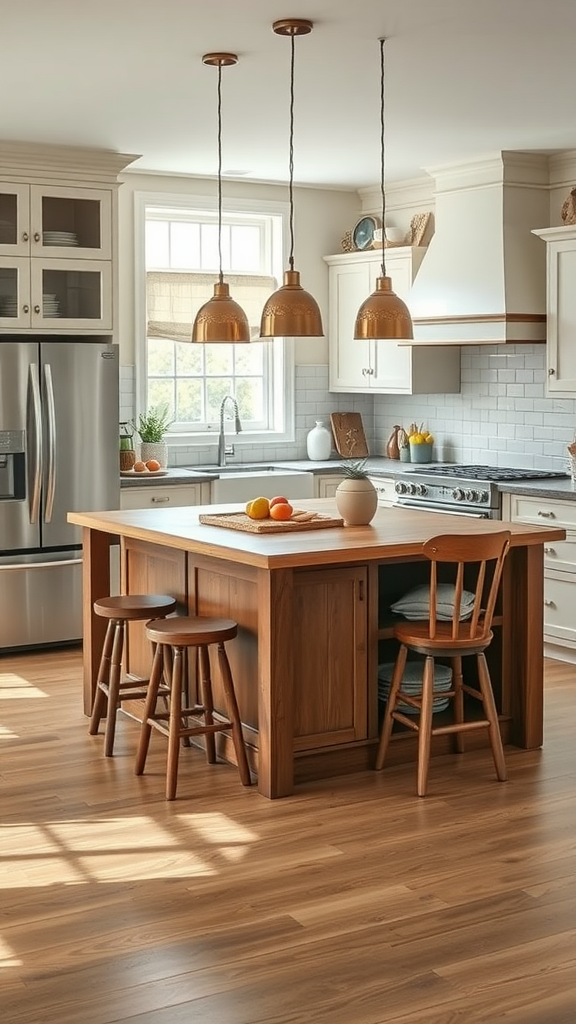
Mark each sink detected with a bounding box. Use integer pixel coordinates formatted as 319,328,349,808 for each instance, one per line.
186,464,280,475
187,467,314,504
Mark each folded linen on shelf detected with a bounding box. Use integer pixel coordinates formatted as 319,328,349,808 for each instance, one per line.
390,583,476,621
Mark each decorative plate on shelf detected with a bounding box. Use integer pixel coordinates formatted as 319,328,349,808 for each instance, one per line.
352,215,381,251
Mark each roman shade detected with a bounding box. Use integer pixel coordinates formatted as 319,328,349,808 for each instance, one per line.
146,271,277,342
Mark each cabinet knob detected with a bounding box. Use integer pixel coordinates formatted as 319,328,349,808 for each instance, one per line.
22,231,29,242
33,232,41,243
544,599,556,608
23,304,29,314
548,367,556,376
543,546,555,554
34,305,41,314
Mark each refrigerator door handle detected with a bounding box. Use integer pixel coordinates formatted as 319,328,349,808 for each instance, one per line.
1,558,83,570
44,362,56,523
29,362,42,525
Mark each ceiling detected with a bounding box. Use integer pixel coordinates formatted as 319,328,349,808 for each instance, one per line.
5,0,576,190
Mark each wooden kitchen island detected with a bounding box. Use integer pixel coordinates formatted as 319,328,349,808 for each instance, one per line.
68,500,565,798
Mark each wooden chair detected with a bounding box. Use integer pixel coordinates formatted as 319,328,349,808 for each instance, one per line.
89,594,177,756
375,530,512,796
135,616,252,800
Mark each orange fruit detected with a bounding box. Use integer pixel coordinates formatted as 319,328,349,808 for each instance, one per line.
146,459,161,471
133,461,147,473
246,496,270,520
269,501,293,521
269,495,289,508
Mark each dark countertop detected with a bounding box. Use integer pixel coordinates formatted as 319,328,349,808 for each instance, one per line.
119,458,576,500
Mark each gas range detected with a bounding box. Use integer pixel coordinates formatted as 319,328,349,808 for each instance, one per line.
390,465,569,519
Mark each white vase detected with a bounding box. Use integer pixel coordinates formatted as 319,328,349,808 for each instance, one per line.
306,420,332,461
335,477,378,526
139,441,168,468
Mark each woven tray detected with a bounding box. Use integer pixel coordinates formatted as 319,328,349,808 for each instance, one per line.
198,510,344,534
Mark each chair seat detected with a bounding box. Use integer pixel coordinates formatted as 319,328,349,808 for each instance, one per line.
145,616,238,647
395,620,493,657
94,594,177,621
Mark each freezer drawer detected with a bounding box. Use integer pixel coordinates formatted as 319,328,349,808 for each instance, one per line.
0,551,83,649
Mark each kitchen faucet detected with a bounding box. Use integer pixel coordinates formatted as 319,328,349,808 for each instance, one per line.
218,395,242,466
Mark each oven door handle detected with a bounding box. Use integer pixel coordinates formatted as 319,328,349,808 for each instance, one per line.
395,500,491,519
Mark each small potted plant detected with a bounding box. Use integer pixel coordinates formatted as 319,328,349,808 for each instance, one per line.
335,458,378,526
130,404,173,468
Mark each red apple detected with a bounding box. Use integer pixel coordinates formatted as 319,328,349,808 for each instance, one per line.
269,495,290,508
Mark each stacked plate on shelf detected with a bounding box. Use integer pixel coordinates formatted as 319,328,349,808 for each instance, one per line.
378,661,452,715
43,230,79,246
0,298,18,317
42,293,60,317
0,219,14,243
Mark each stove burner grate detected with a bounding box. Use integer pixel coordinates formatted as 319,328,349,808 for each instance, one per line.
406,465,569,482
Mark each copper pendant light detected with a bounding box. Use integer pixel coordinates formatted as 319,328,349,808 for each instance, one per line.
259,19,324,339
192,52,250,344
354,39,414,341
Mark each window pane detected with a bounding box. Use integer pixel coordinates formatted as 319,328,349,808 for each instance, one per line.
176,378,203,422
206,379,235,422
234,344,263,375
171,222,199,269
146,222,169,268
148,379,174,416
236,377,264,421
231,225,260,271
175,340,203,375
205,345,233,376
148,338,175,376
201,223,230,270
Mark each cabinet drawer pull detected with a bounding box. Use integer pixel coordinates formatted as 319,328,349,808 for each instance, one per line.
537,510,555,518
544,599,556,608
151,496,170,504
543,546,555,554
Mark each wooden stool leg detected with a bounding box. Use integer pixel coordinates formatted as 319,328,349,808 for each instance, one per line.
217,642,251,787
89,619,116,735
375,644,407,770
103,622,125,757
199,645,216,764
417,656,435,797
135,643,164,777
166,646,184,800
452,655,465,754
477,653,507,782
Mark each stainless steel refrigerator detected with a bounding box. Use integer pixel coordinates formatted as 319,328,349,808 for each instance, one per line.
0,338,119,650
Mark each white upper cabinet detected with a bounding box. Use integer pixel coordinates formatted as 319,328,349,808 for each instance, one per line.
0,143,136,335
533,226,576,395
324,248,460,394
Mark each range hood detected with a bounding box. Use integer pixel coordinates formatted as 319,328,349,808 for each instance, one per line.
407,153,550,345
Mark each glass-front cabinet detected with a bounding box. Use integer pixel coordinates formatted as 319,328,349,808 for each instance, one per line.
0,183,112,259
0,182,113,331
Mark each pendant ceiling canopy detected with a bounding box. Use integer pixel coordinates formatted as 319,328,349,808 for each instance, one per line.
259,19,324,339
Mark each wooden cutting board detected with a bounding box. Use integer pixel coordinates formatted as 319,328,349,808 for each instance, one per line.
330,412,369,458
199,510,344,533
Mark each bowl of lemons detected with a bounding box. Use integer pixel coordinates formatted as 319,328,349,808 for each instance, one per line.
407,424,434,463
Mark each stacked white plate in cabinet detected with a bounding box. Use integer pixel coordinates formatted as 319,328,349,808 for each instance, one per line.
42,293,60,317
0,299,18,316
43,231,79,246
378,661,452,714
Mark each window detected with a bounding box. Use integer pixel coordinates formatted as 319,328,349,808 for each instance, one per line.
135,193,294,445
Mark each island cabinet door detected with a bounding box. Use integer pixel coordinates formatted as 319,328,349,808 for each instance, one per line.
292,565,368,750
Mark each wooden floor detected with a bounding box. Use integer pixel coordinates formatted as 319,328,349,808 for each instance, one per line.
1,648,575,1024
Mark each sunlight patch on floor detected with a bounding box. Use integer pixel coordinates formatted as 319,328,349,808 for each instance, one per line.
0,672,48,699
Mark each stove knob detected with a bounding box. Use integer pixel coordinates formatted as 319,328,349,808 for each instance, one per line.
409,483,419,495
395,481,407,494
465,489,478,501
452,487,466,501
416,483,428,496
479,490,490,503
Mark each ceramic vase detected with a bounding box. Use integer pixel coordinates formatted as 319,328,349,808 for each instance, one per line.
306,420,332,461
139,441,168,468
335,477,378,526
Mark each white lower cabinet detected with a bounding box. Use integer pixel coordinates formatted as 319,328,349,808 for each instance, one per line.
314,474,344,498
120,482,211,510
368,476,396,507
505,493,576,660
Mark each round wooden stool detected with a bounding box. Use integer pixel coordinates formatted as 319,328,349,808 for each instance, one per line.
89,594,177,756
135,616,252,800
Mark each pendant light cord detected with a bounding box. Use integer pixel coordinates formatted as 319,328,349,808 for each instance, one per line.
288,30,296,272
217,61,224,285
380,37,387,279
